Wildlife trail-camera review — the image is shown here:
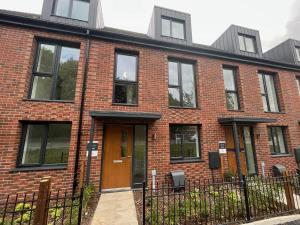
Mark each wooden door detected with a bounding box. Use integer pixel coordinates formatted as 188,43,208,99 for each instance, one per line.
225,126,247,176
102,125,133,189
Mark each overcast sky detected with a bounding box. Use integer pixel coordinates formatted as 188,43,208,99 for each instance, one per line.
0,0,299,51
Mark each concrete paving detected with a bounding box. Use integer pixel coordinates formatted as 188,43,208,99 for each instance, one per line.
91,191,139,225
244,215,300,225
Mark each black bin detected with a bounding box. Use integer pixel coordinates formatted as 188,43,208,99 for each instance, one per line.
272,164,286,176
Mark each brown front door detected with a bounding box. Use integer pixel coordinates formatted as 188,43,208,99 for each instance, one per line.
102,125,133,189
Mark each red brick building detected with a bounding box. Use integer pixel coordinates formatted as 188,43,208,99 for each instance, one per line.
0,0,300,194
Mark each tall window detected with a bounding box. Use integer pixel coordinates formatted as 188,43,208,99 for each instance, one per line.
223,67,239,110
113,52,138,105
297,77,300,95
268,127,287,155
168,60,196,108
238,34,256,53
170,125,200,161
54,0,90,22
30,42,80,101
296,47,300,61
258,73,280,112
162,17,185,40
18,123,72,167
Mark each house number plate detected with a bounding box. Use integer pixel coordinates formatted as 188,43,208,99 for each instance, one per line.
113,160,123,163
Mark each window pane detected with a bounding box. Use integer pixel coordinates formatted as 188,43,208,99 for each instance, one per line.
297,79,300,95
36,44,55,73
71,0,89,21
245,36,256,53
243,127,256,174
172,21,184,39
238,35,246,51
133,125,147,185
31,76,52,100
226,92,239,110
44,124,71,164
258,74,265,94
114,84,137,104
268,128,275,153
265,75,279,112
223,68,236,91
170,126,182,158
276,127,286,154
55,0,70,17
168,87,180,107
168,61,179,85
116,54,137,81
181,63,196,107
182,126,199,158
21,125,44,164
295,47,300,61
162,18,171,36
262,95,268,111
56,47,80,100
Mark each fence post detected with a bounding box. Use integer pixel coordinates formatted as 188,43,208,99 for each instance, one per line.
283,171,295,210
142,181,146,225
33,177,51,225
77,188,84,225
242,175,251,222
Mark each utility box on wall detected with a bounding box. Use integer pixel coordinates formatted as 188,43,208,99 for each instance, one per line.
209,152,221,170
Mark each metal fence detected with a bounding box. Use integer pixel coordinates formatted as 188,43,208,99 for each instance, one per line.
142,172,300,225
0,182,83,225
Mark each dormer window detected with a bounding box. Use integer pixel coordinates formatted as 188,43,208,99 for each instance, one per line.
161,17,185,40
238,34,256,53
53,0,90,22
296,47,300,61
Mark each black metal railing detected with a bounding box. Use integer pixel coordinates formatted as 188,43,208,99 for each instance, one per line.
142,172,300,225
0,189,83,225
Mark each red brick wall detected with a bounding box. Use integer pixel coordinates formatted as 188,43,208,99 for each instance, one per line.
0,24,300,194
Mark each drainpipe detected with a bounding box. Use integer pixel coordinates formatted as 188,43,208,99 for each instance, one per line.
72,29,91,191
232,122,243,181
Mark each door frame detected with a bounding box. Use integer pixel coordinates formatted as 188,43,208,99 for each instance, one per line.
99,123,148,192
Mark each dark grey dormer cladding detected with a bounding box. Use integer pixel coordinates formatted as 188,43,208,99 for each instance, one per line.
41,0,104,29
212,25,263,58
147,6,193,45
264,39,300,65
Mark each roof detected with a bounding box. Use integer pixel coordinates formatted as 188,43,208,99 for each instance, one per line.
1,9,300,71
218,117,277,124
90,111,162,121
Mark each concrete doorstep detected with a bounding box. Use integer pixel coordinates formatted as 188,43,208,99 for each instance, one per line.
91,191,139,225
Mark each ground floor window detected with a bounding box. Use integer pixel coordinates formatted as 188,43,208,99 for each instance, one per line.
18,123,72,167
170,125,200,161
268,126,287,155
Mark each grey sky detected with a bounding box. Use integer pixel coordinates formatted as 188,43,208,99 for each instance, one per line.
0,0,299,51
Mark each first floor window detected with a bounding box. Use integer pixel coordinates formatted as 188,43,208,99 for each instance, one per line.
18,123,72,166
223,67,240,110
113,52,138,104
170,125,200,161
268,127,287,155
30,42,80,101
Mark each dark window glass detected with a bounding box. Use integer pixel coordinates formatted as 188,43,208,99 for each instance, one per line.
19,123,71,167
268,127,287,155
168,61,196,108
258,73,279,112
30,43,80,101
113,53,138,105
238,34,256,53
223,67,239,110
161,17,185,40
54,0,90,22
133,125,147,186
296,47,300,61
170,125,200,161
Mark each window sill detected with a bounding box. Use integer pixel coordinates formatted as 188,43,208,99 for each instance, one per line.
10,165,67,173
271,154,292,158
169,106,199,110
170,159,204,164
264,111,285,114
23,99,74,104
227,109,244,112
112,103,138,107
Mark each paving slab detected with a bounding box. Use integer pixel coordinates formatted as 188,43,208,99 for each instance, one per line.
91,191,139,225
244,215,300,225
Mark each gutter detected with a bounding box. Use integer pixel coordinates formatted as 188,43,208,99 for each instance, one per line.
1,12,300,72
72,29,91,191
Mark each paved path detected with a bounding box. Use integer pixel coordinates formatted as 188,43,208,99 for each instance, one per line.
91,191,139,225
244,214,300,225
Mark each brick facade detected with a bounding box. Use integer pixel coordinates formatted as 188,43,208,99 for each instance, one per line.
0,21,300,194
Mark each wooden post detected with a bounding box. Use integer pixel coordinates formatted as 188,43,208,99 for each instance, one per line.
79,163,86,190
283,171,295,210
33,177,51,225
